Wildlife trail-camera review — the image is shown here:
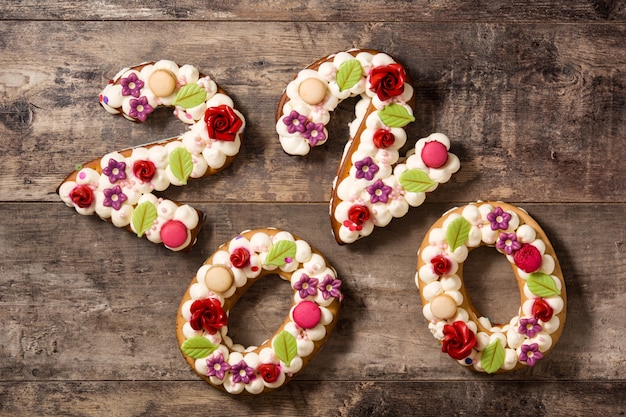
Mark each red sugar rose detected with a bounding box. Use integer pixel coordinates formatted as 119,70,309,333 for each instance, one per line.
442,321,477,360
531,298,554,322
204,104,243,142
189,298,228,334
430,255,452,276
514,243,542,273
344,205,370,232
368,63,406,101
132,160,156,183
372,129,396,149
348,205,370,226
230,247,251,269
258,363,281,383
70,184,94,208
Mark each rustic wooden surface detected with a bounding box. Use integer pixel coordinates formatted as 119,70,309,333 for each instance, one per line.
1,1,625,415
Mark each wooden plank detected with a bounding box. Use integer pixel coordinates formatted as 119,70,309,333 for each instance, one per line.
1,22,625,204
1,202,624,382
0,380,624,416
2,1,626,414
1,0,625,22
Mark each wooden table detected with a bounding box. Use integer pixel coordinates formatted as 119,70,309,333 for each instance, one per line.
1,1,625,415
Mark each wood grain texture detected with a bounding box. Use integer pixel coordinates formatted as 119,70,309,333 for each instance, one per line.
1,1,625,415
1,22,625,204
1,0,625,22
1,203,625,412
1,381,625,416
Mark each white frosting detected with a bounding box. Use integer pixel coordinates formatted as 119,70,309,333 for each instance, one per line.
275,50,460,244
416,202,566,373
178,230,342,394
60,60,245,251
333,132,460,243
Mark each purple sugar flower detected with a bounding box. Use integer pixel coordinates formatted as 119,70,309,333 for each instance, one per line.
355,157,379,181
206,352,230,380
302,121,326,146
319,274,342,300
102,185,128,210
519,343,543,366
283,110,308,134
102,158,126,183
518,317,542,338
487,206,512,231
120,72,144,98
366,179,392,204
230,360,255,384
496,232,522,255
129,96,153,122
294,273,318,298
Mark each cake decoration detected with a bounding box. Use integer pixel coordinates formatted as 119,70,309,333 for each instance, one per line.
275,49,460,244
415,201,566,373
58,60,245,251
176,228,343,394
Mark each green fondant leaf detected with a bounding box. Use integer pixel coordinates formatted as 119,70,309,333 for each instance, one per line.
132,201,157,237
264,240,297,266
169,147,193,185
172,83,207,109
181,336,218,359
399,169,436,193
273,330,297,366
336,59,363,92
379,104,415,128
527,272,561,297
445,216,471,252
481,340,505,374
